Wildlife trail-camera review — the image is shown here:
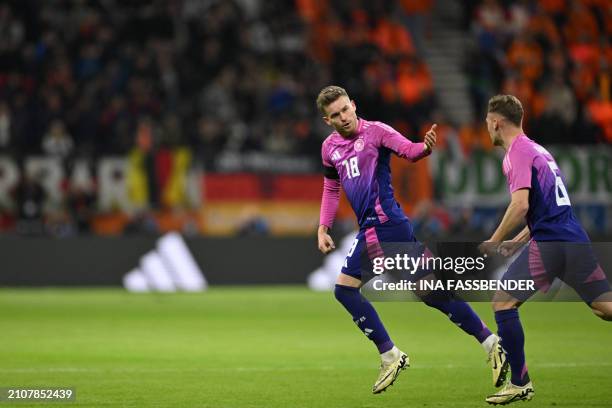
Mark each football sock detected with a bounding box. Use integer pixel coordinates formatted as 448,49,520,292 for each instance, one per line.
334,284,394,354
495,309,530,386
423,294,493,343
381,346,400,364
481,333,497,354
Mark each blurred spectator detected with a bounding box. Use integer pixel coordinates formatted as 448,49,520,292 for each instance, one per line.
0,101,11,151
42,119,74,159
372,15,415,58
527,7,562,50
395,57,434,118
474,0,506,54
397,0,432,57
263,119,297,154
459,120,493,155
200,67,238,122
67,165,97,234
15,173,46,236
194,116,225,170
587,90,612,143
507,0,530,36
507,34,543,83
543,73,577,126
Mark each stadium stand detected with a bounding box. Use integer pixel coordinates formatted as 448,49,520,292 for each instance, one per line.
0,0,609,237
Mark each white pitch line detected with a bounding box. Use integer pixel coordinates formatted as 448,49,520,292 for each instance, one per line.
1,362,611,374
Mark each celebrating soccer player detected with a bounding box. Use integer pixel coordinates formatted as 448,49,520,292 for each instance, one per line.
480,94,612,405
316,85,507,394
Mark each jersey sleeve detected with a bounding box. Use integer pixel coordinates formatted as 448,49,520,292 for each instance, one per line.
319,177,340,228
506,146,534,193
321,139,339,179
321,139,332,166
320,140,340,228
374,122,430,162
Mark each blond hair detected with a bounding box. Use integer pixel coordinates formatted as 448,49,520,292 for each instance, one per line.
487,95,524,126
316,85,349,114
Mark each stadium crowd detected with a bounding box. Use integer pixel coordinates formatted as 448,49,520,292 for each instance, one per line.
466,0,611,144
0,0,609,236
0,1,441,164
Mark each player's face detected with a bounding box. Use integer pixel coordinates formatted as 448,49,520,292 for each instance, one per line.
486,112,503,146
323,96,358,137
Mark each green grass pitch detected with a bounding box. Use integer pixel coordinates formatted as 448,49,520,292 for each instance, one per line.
1,287,611,407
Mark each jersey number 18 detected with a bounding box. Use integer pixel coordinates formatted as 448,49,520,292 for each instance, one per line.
342,156,360,179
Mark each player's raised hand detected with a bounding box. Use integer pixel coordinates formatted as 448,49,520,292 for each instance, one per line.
423,124,437,152
317,227,336,254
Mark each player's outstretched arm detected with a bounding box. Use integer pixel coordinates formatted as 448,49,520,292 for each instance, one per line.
497,226,531,257
380,123,436,162
511,226,531,243
489,189,529,242
480,189,530,255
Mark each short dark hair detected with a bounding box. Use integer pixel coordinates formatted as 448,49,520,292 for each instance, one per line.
316,85,349,114
487,95,524,127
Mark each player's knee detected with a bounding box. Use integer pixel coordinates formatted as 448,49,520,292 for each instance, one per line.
333,285,343,302
334,284,358,303
420,290,452,311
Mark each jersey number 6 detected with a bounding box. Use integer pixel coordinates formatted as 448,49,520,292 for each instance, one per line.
547,161,571,207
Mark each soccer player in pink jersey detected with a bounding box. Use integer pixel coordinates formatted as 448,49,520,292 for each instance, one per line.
480,95,612,405
316,85,507,394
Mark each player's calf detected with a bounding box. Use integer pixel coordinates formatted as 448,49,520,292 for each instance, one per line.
333,284,395,352
589,291,612,321
591,300,612,321
491,290,522,312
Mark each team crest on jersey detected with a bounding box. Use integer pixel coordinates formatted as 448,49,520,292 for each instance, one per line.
354,138,364,152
